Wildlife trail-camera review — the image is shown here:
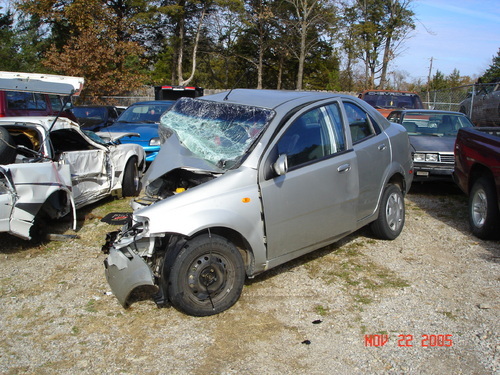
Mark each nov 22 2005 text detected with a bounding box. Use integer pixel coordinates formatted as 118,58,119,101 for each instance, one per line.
364,334,453,347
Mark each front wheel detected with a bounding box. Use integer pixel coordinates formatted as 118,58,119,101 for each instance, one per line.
122,158,140,196
167,234,245,316
469,177,500,240
371,184,405,240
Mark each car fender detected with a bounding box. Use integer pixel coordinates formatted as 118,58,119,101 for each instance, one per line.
136,169,268,268
109,143,146,188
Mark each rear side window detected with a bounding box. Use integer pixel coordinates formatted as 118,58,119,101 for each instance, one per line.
6,91,47,110
277,103,346,169
344,102,379,143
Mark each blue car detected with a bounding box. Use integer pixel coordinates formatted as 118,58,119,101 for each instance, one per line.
100,100,175,162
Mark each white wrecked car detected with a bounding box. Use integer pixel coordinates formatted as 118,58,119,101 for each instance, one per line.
0,72,145,240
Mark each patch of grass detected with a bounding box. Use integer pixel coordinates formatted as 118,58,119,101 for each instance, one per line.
71,326,80,335
439,311,457,320
85,299,97,313
314,305,329,316
353,294,372,305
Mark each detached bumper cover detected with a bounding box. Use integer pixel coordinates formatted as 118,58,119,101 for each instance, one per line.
104,246,158,307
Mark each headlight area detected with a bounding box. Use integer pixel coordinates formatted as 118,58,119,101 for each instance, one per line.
101,215,152,255
149,137,161,146
102,215,167,307
413,153,438,162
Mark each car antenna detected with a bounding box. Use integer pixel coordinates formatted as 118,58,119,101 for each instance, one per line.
223,69,248,101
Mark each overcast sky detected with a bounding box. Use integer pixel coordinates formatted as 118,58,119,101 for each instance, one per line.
392,0,500,82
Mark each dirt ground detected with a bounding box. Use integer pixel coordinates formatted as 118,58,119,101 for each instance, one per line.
0,182,498,374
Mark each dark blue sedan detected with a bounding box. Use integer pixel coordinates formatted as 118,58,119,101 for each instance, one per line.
387,109,475,181
100,100,175,162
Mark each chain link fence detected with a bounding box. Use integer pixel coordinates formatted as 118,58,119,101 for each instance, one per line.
422,83,499,126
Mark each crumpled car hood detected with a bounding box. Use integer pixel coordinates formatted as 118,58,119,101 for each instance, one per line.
143,132,223,186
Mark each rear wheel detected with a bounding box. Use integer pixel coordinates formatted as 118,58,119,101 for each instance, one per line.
122,158,140,196
469,177,500,240
167,234,245,316
371,184,405,240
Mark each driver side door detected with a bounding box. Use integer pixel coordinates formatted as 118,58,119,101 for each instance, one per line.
259,101,358,263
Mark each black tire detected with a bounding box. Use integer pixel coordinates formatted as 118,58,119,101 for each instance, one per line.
0,127,17,164
469,176,500,240
371,184,405,240
167,234,245,316
122,158,140,196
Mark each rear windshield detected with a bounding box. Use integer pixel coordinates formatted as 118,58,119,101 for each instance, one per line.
362,92,422,110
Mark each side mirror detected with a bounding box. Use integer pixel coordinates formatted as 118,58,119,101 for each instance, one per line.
273,154,288,176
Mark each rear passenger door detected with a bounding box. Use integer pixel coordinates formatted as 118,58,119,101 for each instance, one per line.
260,101,358,262
343,101,390,221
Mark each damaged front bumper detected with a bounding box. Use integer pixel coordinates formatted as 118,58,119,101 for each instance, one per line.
103,227,158,307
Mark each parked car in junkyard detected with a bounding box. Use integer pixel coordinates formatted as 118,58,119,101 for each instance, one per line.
454,127,500,239
359,90,424,118
102,89,414,316
70,105,121,132
99,100,175,162
0,72,146,241
388,109,475,181
459,81,500,127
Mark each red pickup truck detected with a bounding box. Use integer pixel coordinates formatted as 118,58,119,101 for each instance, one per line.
454,127,500,239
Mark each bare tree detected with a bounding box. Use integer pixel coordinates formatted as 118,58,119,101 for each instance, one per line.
282,0,336,90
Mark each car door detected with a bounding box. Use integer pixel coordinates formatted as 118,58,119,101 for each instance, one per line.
51,129,112,207
259,101,358,262
343,101,391,221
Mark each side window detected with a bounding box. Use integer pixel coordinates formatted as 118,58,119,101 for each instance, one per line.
344,102,376,143
49,95,64,111
6,91,47,110
276,104,346,169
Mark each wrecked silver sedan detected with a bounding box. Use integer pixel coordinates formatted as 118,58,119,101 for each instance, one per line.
0,72,145,240
103,90,413,316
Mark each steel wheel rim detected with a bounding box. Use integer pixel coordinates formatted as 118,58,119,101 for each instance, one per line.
386,192,403,232
186,253,232,302
471,188,487,227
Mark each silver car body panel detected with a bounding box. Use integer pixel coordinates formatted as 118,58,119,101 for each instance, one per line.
104,89,413,306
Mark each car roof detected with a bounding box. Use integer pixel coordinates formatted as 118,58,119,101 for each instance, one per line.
0,71,84,96
392,109,466,115
360,89,418,94
199,89,355,110
129,100,176,106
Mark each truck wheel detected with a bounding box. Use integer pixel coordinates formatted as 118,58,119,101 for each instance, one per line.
469,177,500,240
122,158,140,196
371,184,405,240
0,127,17,164
167,234,245,316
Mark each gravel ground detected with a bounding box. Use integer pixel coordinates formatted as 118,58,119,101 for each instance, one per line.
0,182,498,375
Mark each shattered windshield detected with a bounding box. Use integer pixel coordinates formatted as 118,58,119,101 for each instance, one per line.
159,97,274,168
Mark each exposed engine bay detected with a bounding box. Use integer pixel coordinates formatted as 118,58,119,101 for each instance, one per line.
132,168,219,209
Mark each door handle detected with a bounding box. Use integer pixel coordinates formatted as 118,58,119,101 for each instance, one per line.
337,163,351,173
378,144,387,151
